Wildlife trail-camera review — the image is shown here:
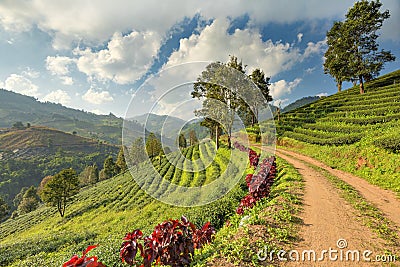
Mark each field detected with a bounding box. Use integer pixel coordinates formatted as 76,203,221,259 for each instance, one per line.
276,70,400,195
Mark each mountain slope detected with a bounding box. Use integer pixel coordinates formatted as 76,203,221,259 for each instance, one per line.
0,89,144,144
0,125,119,208
282,96,321,113
276,69,400,197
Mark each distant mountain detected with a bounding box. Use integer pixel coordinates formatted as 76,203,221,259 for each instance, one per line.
282,96,322,113
0,89,145,144
0,125,119,209
131,113,187,139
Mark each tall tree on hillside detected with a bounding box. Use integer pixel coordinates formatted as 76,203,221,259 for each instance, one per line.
324,21,352,92
0,195,10,221
39,168,79,217
192,56,247,149
177,133,187,148
17,186,40,215
189,130,198,146
103,156,118,179
324,0,395,94
130,137,147,166
145,133,162,158
249,68,272,124
116,146,128,173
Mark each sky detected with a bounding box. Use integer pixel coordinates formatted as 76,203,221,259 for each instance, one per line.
0,0,399,119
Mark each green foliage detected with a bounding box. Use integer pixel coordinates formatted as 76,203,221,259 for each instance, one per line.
17,186,40,215
116,146,127,173
0,195,10,221
373,132,400,153
39,168,79,217
324,0,395,93
102,156,118,179
145,132,162,158
177,133,187,148
129,137,147,166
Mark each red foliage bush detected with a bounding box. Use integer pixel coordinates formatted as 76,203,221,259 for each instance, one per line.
120,216,215,267
63,245,106,267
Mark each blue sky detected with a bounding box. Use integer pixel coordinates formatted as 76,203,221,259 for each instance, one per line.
0,0,399,119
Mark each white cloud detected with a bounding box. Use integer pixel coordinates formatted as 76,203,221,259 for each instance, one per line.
165,19,324,77
90,109,108,115
46,56,75,76
74,31,161,84
273,98,290,108
21,67,40,78
270,78,302,99
2,0,397,49
305,67,316,74
42,89,71,105
46,56,75,84
297,33,303,43
316,92,328,97
82,88,113,104
2,74,39,97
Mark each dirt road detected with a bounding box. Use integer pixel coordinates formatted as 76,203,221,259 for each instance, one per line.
254,145,399,266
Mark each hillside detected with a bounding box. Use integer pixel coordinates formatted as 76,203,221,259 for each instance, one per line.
282,96,321,113
0,125,119,208
276,69,400,195
0,142,248,266
0,89,144,144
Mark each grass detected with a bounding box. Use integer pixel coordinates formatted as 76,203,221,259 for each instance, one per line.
0,142,247,266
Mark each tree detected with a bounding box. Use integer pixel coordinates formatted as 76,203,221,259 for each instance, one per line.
79,164,99,185
324,0,395,94
116,146,128,173
178,133,187,148
39,168,79,217
17,186,40,215
130,137,147,166
324,21,352,92
189,130,198,146
249,68,272,124
192,56,246,149
0,195,10,221
145,133,162,158
103,156,118,179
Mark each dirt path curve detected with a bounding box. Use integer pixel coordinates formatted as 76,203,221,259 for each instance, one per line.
277,148,400,231
254,145,390,266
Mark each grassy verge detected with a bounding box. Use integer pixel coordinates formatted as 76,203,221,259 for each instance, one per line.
192,157,304,266
278,133,400,198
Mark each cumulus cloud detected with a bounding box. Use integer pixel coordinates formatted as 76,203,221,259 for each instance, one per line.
46,56,76,84
297,33,303,43
316,92,328,97
82,88,113,104
2,74,39,97
165,19,324,77
74,31,161,84
305,67,316,74
2,0,398,49
42,89,71,105
273,98,290,108
270,78,302,99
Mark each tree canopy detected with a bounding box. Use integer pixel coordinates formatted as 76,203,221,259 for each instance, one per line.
324,0,395,93
39,168,79,217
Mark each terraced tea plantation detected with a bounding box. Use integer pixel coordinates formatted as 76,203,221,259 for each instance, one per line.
0,141,247,267
277,70,400,151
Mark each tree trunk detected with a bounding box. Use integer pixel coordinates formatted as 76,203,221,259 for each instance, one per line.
359,75,365,94
337,81,342,92
215,125,219,150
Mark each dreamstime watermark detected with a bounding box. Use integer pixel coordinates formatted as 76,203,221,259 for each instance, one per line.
257,239,397,263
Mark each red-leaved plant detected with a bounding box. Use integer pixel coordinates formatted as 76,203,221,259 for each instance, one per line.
120,216,215,267
63,245,106,267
